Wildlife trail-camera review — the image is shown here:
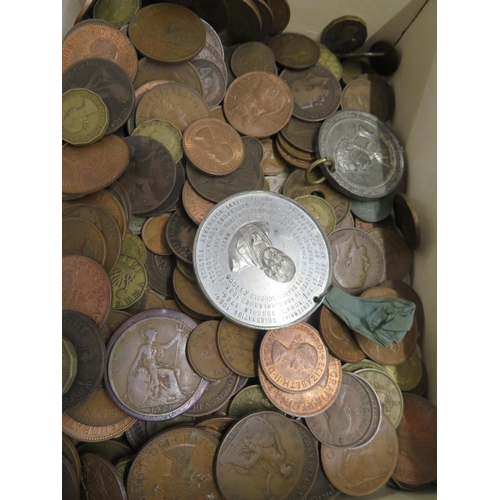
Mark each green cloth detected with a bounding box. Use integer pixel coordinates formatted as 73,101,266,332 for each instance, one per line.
322,285,416,347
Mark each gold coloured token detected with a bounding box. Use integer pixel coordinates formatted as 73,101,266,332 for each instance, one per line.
132,119,183,164
121,231,147,265
384,352,423,391
318,43,342,80
109,255,148,309
295,195,336,236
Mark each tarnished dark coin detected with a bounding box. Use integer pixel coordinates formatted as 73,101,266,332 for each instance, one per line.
62,217,107,267
120,136,176,215
125,419,149,451
141,214,173,256
191,58,226,107
269,33,320,69
275,138,311,169
350,194,394,222
277,134,315,163
105,308,209,420
128,3,206,63
80,453,127,499
341,58,371,85
62,310,105,413
93,0,141,29
176,258,198,284
62,433,82,483
306,465,340,500
108,180,132,225
393,394,437,485
216,411,317,500
225,0,262,43
115,454,135,484
127,428,222,499
62,58,135,135
62,336,78,395
145,250,175,297
62,255,112,328
78,440,133,463
62,455,79,500
280,116,321,153
99,309,131,345
266,0,290,35
260,138,287,175
358,73,395,119
254,0,274,38
341,79,390,122
321,16,367,55
336,211,354,229
166,208,197,265
231,42,276,76
146,414,196,438
227,384,280,419
121,231,146,265
194,40,228,86
393,193,421,250
369,41,400,76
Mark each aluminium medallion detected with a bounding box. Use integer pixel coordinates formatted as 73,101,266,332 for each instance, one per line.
193,192,332,329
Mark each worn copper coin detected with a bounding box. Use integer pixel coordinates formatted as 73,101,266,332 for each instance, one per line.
306,465,340,500
224,71,293,138
342,359,389,374
393,193,421,250
383,351,423,393
182,180,215,225
269,33,320,69
80,453,127,499
135,81,211,132
93,0,141,29
62,88,109,146
77,440,133,463
321,415,399,496
62,412,136,442
336,211,354,229
259,354,342,418
146,414,196,438
266,0,290,35
358,73,395,119
353,287,419,365
319,306,365,363
295,195,336,236
109,255,147,309
62,310,106,413
128,3,206,63
62,58,135,135
277,133,315,163
328,228,384,295
194,40,228,86
62,22,138,80
217,317,261,377
176,259,197,284
108,180,132,225
231,42,276,76
260,138,287,175
275,139,310,169
62,455,79,500
62,433,82,483
127,427,222,499
191,58,226,107
105,308,209,420
253,0,274,37
341,79,389,122
62,336,78,395
216,411,317,500
62,217,107,266
125,420,149,451
62,135,129,197
225,0,263,43
183,118,244,175
321,16,367,55
165,208,197,265
187,320,232,380
141,214,172,255
145,251,175,297
197,416,237,436
393,394,437,485
62,255,112,328
120,136,176,215
355,216,393,232
260,323,328,393
99,309,131,344
280,116,321,153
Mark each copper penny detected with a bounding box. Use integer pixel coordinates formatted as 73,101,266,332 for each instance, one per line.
393,193,421,250
358,73,395,119
143,289,168,310
127,428,222,499
99,309,131,344
319,306,365,363
368,227,412,281
80,453,128,499
353,286,419,366
321,415,399,496
267,0,291,35
165,208,197,265
328,228,385,295
125,420,149,451
275,138,311,169
191,58,226,107
62,22,138,80
280,116,321,153
62,217,107,266
217,317,262,377
392,394,437,485
187,320,233,381
133,58,203,94
210,104,229,123
231,41,276,76
77,441,134,465
194,40,228,85
260,322,328,393
336,211,354,229
129,3,205,62
62,413,136,442
341,79,389,122
146,414,196,439
141,214,172,256
259,354,342,418
135,81,211,132
281,65,341,122
183,118,244,175
269,33,320,69
260,138,287,175
277,133,315,162
216,411,317,500
62,255,112,328
63,203,122,273
145,251,175,298
62,135,129,197
197,416,237,436
224,71,293,138
108,180,132,225
182,180,215,225
176,259,197,284
120,136,176,215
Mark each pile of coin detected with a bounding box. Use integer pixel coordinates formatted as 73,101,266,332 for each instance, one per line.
62,2,436,499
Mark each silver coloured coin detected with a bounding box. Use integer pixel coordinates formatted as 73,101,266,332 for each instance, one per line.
318,110,404,200
194,40,228,87
193,191,332,329
350,193,394,222
202,19,225,60
191,59,226,107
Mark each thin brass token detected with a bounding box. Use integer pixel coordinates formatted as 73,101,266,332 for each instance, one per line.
227,384,280,419
109,255,147,309
295,195,336,236
93,0,141,29
121,231,146,265
383,352,423,392
141,214,172,256
318,44,342,80
132,119,183,164
62,88,109,146
62,336,78,395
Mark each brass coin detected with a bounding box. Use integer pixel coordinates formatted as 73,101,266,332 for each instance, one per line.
260,138,287,175
295,195,336,236
217,317,261,377
279,116,321,153
141,214,172,256
224,71,293,138
318,306,365,363
128,4,206,63
318,44,342,80
62,135,129,197
93,0,141,29
62,413,136,442
383,351,423,392
393,193,421,250
135,81,211,132
260,322,328,393
62,88,109,145
341,58,371,85
62,336,78,395
80,453,128,499
183,118,244,176
227,384,280,419
62,217,107,267
182,180,215,225
133,58,203,95
109,255,147,309
187,320,233,381
99,309,131,344
341,79,389,122
191,58,226,107
259,354,342,418
269,32,320,69
121,231,146,265
321,16,367,55
231,41,276,76
132,118,183,164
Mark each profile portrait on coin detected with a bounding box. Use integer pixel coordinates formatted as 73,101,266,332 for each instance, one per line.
193,126,234,165
63,99,99,134
271,338,318,370
126,323,185,409
228,222,296,283
333,235,370,289
289,72,331,109
335,124,391,173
